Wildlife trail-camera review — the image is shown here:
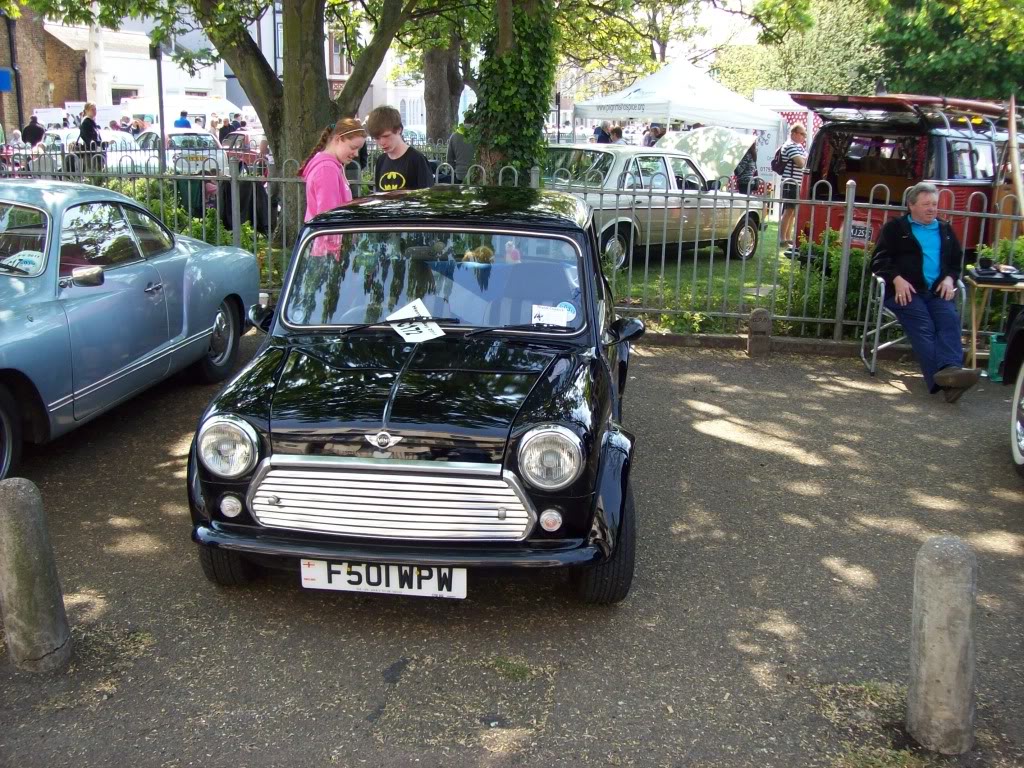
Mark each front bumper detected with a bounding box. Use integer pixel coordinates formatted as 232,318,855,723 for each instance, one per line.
193,522,604,569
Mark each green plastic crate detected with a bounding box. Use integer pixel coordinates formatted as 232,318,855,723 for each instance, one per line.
988,334,1007,383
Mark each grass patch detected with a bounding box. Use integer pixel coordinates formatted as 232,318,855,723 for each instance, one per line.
485,657,535,682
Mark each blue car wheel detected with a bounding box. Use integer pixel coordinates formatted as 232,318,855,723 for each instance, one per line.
0,384,20,482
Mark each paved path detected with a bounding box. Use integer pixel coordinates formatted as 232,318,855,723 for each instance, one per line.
1,339,1021,767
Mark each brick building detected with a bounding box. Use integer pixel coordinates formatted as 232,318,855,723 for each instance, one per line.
0,9,84,135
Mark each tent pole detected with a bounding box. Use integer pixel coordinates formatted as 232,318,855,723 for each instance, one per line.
572,106,576,143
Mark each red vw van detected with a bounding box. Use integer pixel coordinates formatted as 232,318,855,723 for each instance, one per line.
791,93,1023,251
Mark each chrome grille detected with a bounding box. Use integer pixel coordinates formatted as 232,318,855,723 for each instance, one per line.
247,458,535,541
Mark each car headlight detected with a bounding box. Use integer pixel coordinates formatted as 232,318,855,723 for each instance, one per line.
197,415,259,478
517,425,584,491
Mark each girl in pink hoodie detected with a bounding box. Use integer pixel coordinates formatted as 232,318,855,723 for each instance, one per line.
299,117,367,222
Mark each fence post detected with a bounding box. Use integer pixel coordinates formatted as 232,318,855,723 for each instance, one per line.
0,478,72,672
832,179,857,341
229,156,242,249
906,535,976,754
530,166,541,188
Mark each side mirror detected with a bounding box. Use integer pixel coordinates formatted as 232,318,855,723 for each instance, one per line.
606,316,645,345
248,303,274,334
71,265,104,287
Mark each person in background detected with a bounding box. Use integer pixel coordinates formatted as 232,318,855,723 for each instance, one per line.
869,182,977,402
610,126,627,145
367,105,434,192
209,118,221,138
129,119,144,137
735,144,759,194
778,123,807,249
643,123,662,148
119,115,131,132
21,116,44,147
108,120,120,131
594,120,611,144
445,109,477,184
173,110,191,128
78,103,100,149
298,117,367,222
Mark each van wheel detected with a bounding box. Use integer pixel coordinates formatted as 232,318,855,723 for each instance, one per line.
573,486,636,604
600,224,634,270
198,545,254,586
1009,361,1024,479
729,216,759,260
0,384,22,482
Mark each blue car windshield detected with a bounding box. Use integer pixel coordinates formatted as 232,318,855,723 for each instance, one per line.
0,203,48,277
283,229,586,332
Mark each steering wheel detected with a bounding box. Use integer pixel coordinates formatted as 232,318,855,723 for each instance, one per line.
337,304,374,324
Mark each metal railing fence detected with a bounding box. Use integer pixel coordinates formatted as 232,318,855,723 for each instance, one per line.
7,151,1024,341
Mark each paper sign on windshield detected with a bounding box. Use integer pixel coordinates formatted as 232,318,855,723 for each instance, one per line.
386,299,445,342
531,304,570,327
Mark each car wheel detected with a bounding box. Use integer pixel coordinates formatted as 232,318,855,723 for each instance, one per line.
193,299,241,383
601,224,633,270
1010,360,1024,479
574,486,636,604
0,384,22,482
729,215,759,260
197,545,254,586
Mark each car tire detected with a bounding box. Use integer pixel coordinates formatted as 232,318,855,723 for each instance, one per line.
192,299,241,384
198,545,254,586
1009,360,1024,479
729,215,759,260
574,486,636,604
600,224,634,270
0,383,22,482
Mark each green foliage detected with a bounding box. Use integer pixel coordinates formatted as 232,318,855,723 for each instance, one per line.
712,0,883,98
976,237,1024,269
472,0,558,183
870,0,1024,99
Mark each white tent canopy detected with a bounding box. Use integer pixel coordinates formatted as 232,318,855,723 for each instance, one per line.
574,60,787,133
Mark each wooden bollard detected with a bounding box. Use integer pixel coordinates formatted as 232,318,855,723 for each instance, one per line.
906,536,976,754
0,478,72,672
747,308,771,357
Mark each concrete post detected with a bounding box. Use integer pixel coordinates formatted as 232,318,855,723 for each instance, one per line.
0,478,72,672
530,166,541,189
229,156,242,249
747,308,772,357
906,535,976,754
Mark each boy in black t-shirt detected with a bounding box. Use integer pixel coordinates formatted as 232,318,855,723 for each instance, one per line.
366,106,434,192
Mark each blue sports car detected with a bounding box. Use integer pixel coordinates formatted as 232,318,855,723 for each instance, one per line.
0,179,259,480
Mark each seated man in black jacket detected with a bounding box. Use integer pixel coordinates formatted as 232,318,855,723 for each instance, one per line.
870,182,978,402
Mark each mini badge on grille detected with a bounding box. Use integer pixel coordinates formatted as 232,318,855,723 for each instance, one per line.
365,431,403,450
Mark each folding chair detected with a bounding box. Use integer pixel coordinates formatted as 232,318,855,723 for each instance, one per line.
860,274,967,375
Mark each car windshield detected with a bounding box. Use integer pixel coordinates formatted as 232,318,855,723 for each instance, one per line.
543,148,614,186
283,229,586,332
169,133,218,150
0,203,48,277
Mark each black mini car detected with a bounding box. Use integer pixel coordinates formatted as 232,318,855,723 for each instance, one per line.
187,186,645,603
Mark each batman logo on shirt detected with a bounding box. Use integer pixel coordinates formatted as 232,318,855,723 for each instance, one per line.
379,171,407,191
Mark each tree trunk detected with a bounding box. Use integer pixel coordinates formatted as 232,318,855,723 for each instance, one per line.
423,46,452,142
281,0,335,173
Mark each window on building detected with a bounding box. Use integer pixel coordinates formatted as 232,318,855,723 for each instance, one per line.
185,90,209,97
399,99,408,125
330,37,345,75
111,88,138,104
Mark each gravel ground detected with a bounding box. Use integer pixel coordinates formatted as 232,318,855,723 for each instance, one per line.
0,337,1021,768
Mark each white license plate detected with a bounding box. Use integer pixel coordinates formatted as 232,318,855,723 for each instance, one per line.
300,559,467,599
850,222,872,241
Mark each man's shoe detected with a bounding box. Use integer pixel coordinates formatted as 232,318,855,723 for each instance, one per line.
934,367,980,389
943,386,968,403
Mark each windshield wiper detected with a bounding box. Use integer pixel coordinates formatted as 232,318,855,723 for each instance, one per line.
0,262,30,275
339,315,461,335
464,322,573,338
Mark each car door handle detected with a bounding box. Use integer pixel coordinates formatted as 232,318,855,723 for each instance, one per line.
144,282,163,293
